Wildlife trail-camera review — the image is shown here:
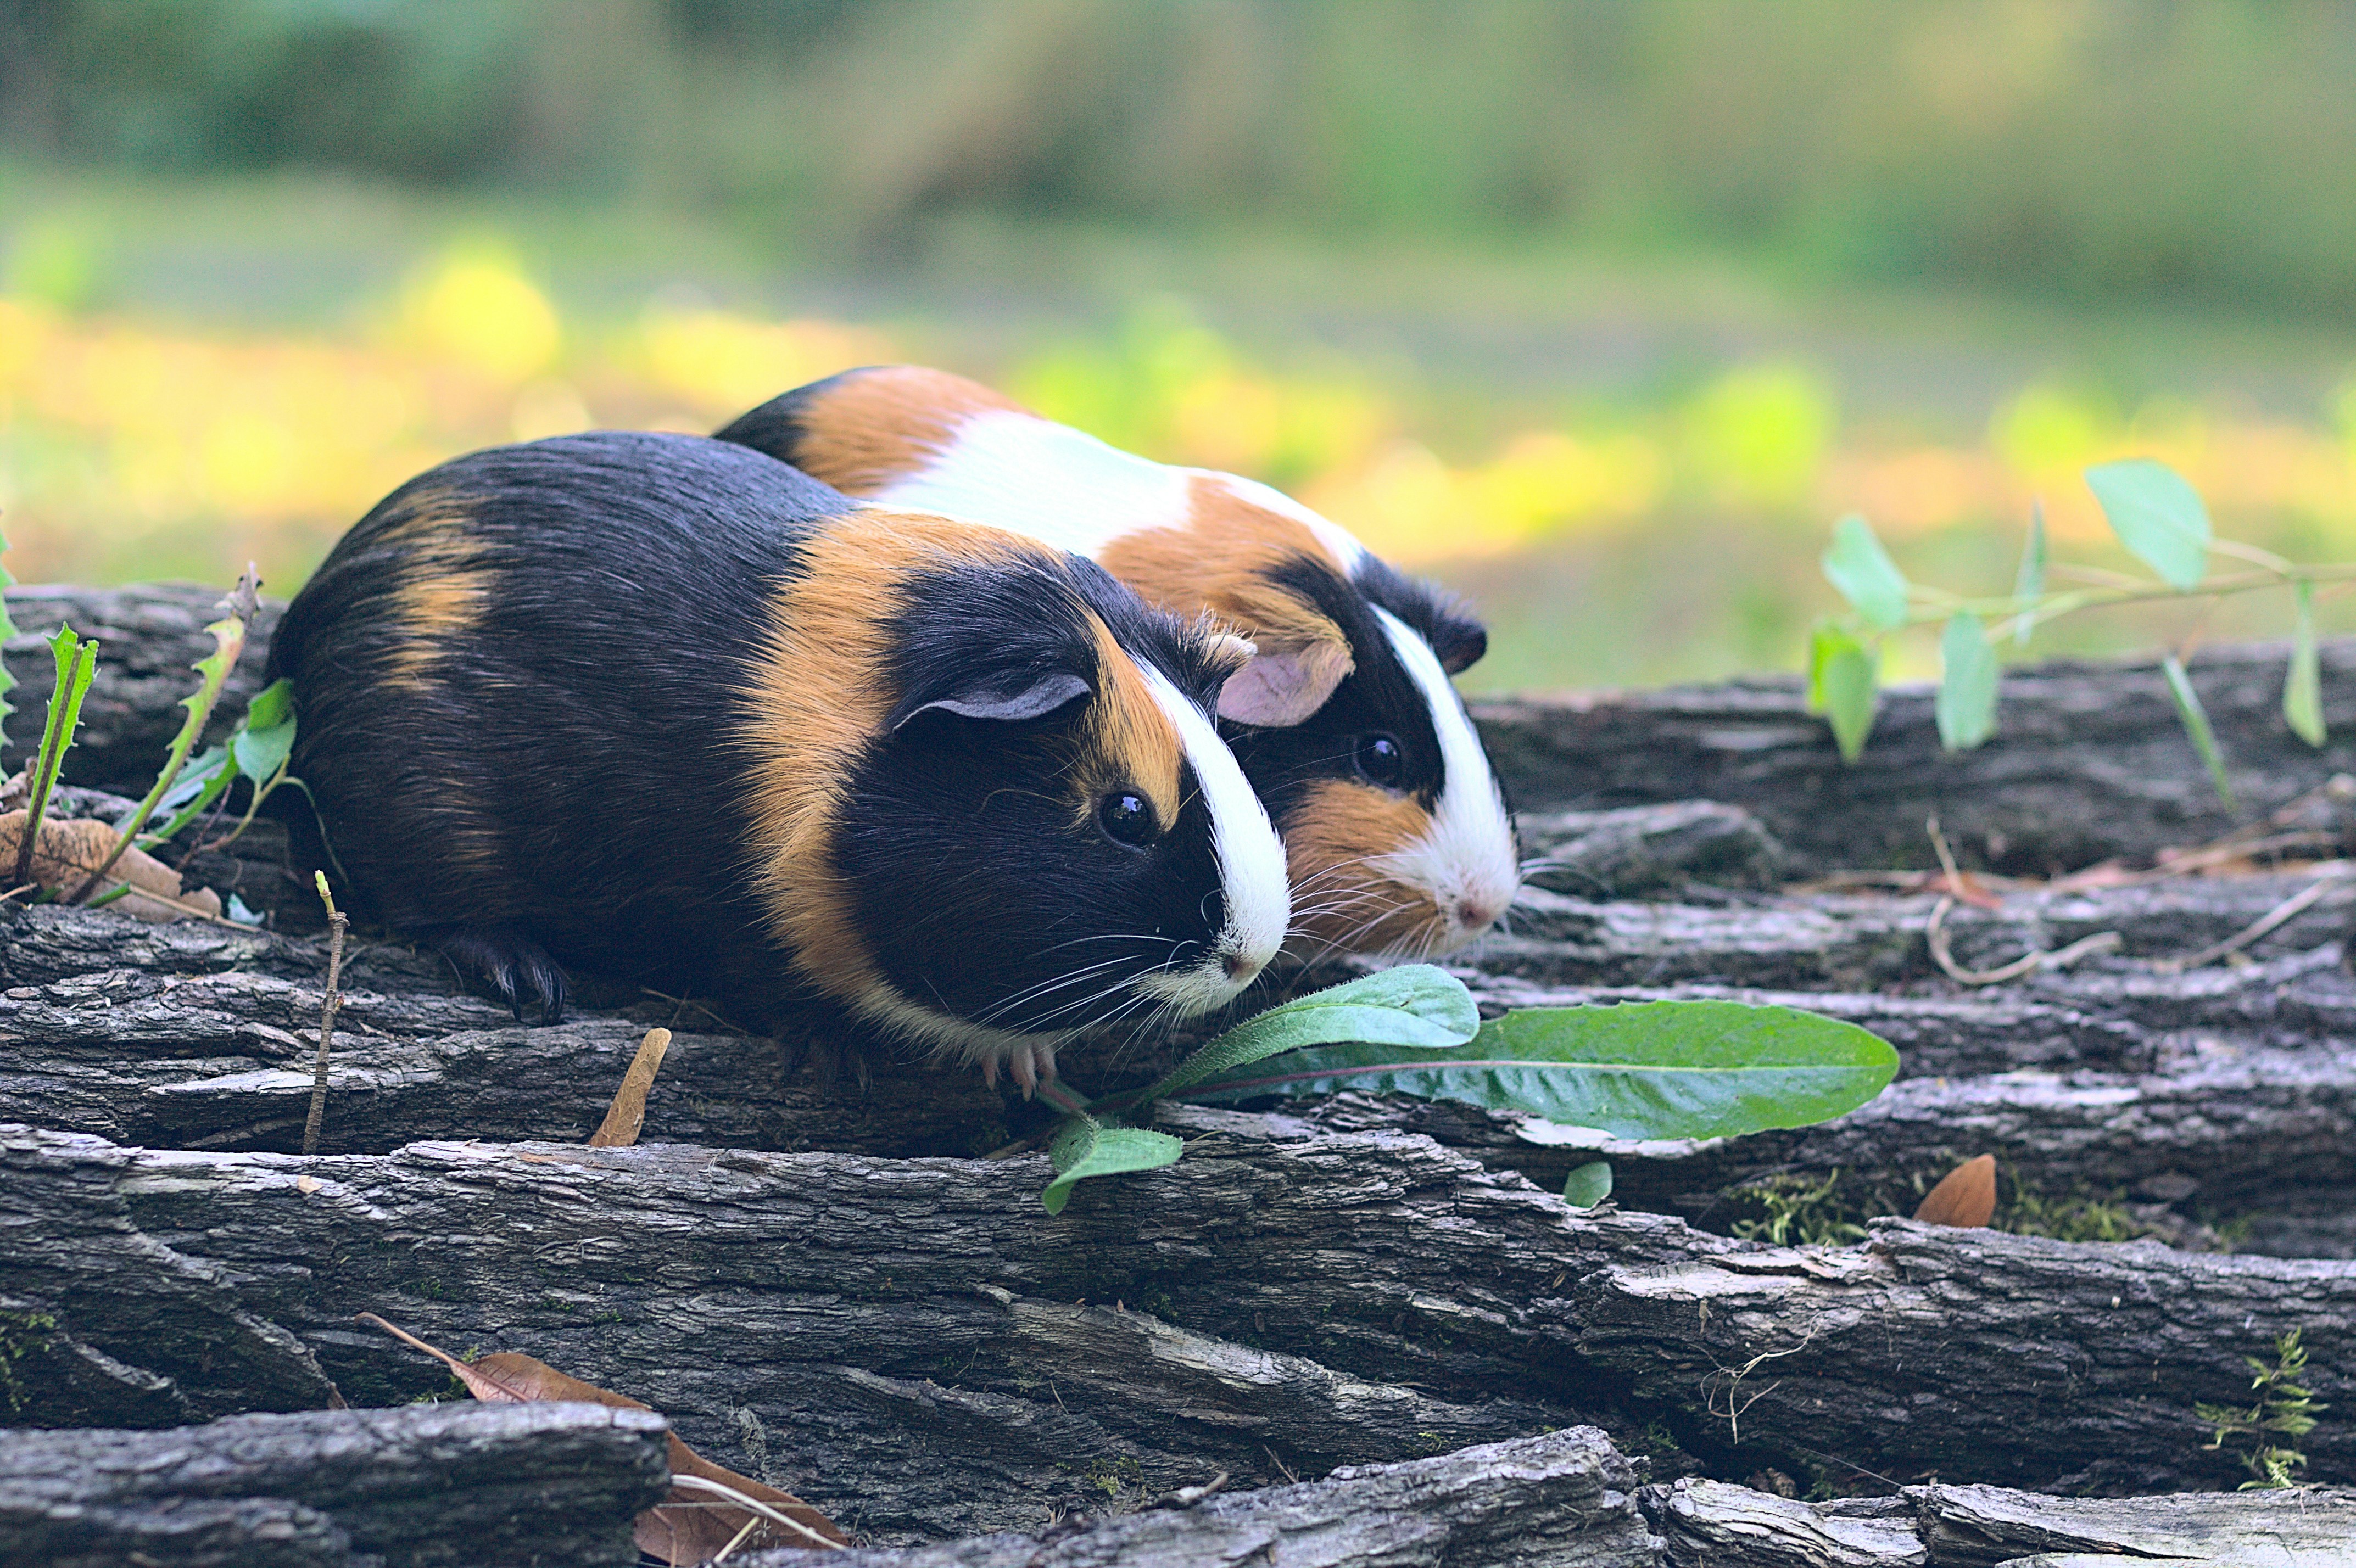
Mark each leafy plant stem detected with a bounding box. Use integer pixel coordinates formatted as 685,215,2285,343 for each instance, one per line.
16,629,98,893
69,577,255,903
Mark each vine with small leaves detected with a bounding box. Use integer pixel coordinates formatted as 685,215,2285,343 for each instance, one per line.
2196,1328,2327,1490
1810,458,2340,807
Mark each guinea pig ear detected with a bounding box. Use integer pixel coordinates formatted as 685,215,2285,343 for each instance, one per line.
1218,635,1353,727
1427,614,1488,675
889,668,1092,729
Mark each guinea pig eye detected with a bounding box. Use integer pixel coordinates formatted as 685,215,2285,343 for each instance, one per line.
1097,791,1159,848
1355,732,1406,788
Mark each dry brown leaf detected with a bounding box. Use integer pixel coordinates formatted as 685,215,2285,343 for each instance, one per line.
357,1312,844,1559
0,811,222,922
1914,1153,1997,1228
588,1028,673,1148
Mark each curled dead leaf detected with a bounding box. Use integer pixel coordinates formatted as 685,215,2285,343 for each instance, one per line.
588,1028,673,1148
0,811,222,922
358,1312,844,1559
1915,1153,1997,1228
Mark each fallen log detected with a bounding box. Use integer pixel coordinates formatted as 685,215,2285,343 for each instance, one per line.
1638,1475,2356,1567
1475,638,2356,875
0,1401,671,1568
27,583,2356,880
736,1426,1656,1568
5,1122,2353,1525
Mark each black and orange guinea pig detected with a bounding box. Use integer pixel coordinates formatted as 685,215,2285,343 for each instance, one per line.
264,432,1291,1091
716,366,1520,960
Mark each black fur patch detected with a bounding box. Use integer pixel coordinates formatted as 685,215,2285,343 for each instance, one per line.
1218,552,1453,833
267,430,1240,1048
1352,553,1488,674
711,373,852,466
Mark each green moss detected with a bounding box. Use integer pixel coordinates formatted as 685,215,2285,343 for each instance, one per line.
1726,1171,1871,1247
0,1311,58,1414
2000,1183,2161,1244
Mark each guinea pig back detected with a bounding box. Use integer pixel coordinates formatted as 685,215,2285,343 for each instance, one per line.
717,367,1520,960
266,431,1289,1087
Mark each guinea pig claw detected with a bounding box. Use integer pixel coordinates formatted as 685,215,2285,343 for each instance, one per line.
1010,1048,1039,1100
438,927,570,1029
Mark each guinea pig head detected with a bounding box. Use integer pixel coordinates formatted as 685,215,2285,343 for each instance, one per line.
736,513,1289,1089
1102,479,1521,961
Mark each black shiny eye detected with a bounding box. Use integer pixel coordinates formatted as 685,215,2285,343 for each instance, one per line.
1097,791,1158,847
1355,732,1405,787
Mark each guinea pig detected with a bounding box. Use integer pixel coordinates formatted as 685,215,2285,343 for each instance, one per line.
714,367,1520,959
264,430,1290,1092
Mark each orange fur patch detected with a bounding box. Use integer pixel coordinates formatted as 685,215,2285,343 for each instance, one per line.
1074,618,1184,831
738,508,1121,1010
789,367,1025,493
1280,778,1443,956
1098,475,1354,688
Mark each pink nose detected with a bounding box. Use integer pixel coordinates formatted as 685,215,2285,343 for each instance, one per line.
1453,897,1501,932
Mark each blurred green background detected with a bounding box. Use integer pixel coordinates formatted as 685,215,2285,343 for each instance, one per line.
8,0,2356,692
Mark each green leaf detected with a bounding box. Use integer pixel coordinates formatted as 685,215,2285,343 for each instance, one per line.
1181,999,1899,1142
1817,634,1880,762
1936,612,1999,752
243,676,294,732
22,626,98,873
141,747,236,845
1821,514,1908,630
1137,964,1478,1104
2012,502,2047,647
233,706,297,785
2162,655,2237,813
1561,1160,1613,1208
1041,1113,1183,1214
2086,459,2210,591
2286,580,2326,748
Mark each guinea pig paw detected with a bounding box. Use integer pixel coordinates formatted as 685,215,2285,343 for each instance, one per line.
1008,1041,1059,1099
437,927,568,1027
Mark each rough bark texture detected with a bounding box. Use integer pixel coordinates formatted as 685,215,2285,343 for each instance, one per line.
11,585,2356,1560
0,1401,670,1567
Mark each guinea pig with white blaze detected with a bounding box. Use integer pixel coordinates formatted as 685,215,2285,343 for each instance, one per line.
714,367,1521,959
264,431,1290,1092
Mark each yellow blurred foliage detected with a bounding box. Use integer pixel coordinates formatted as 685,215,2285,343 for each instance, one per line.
7,280,2356,602
395,252,562,382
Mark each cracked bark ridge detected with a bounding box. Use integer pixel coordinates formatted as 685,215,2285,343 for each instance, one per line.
0,1401,670,1568
735,1426,1656,1568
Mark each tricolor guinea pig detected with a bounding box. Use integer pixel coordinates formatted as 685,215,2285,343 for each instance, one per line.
264,431,1289,1091
715,367,1520,959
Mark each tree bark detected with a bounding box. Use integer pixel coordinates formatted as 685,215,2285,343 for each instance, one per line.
0,1401,669,1568
5,1119,2353,1527
14,586,2356,1555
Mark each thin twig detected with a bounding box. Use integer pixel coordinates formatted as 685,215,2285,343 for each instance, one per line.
2151,871,2348,975
302,871,348,1157
1924,816,2122,985
664,1474,842,1551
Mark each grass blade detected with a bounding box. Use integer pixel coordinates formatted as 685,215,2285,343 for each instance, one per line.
2162,654,2237,813
2286,580,2326,748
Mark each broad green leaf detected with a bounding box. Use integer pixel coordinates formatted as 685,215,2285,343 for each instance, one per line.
1180,999,1899,1143
1561,1160,1613,1208
1818,636,1879,762
1821,514,1908,630
233,711,297,783
1138,965,1477,1103
2162,655,2237,813
1935,612,1998,752
1041,1113,1183,1214
2086,459,2210,591
2286,580,2326,748
243,676,294,732
2012,502,2047,647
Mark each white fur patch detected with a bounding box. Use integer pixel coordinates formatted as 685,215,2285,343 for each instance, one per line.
1366,608,1520,953
870,411,1191,555
1130,665,1290,1014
